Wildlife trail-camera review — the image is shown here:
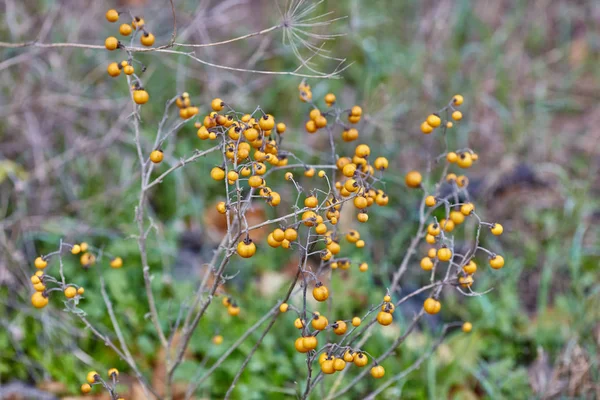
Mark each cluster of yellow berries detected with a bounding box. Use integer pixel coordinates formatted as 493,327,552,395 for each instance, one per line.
105,9,155,48
446,150,478,169
267,227,297,249
31,243,124,308
176,92,200,119
420,94,464,134
105,9,151,104
303,101,362,138
222,296,241,316
408,96,506,314
80,368,123,399
281,292,398,378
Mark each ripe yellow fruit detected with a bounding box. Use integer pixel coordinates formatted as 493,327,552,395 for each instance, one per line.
463,260,477,274
108,368,119,377
228,304,240,316
427,223,441,236
446,152,458,163
491,223,504,235
305,196,318,208
33,282,46,292
355,144,370,158
457,152,472,168
302,336,318,350
423,298,441,314
353,353,368,367
333,320,347,335
259,115,275,131
64,287,77,298
311,314,329,330
426,114,441,128
343,351,354,362
78,287,85,295
110,257,123,269
321,359,335,374
284,228,298,241
212,335,223,345
105,36,119,51
119,23,132,36
107,62,121,77
425,195,436,207
333,358,346,371
211,167,225,181
81,383,92,393
452,110,463,120
133,89,149,105
34,257,48,269
377,311,393,326
405,171,422,188
86,371,98,384
351,317,361,327
437,247,452,262
359,262,368,272
150,150,163,163
453,94,464,106
450,210,465,225
237,239,256,258
489,255,505,269
294,318,304,329
374,157,389,170
460,203,475,216
294,337,308,353
312,284,329,302
140,33,155,46
106,9,119,22
31,292,48,308
420,257,434,271
462,322,472,333
420,121,433,134
351,105,363,116
370,365,385,378
279,303,288,313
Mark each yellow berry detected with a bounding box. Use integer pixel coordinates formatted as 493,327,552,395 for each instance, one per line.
110,257,123,269
423,298,441,314
425,195,436,207
140,32,155,47
34,257,47,269
405,171,422,188
133,89,149,105
370,365,385,378
420,121,433,134
31,292,48,308
150,150,163,164
489,255,505,269
105,36,119,51
64,287,77,298
491,223,504,235
119,23,132,36
86,371,98,384
105,9,119,22
426,114,441,128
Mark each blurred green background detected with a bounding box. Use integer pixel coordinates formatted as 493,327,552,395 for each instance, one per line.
1,0,599,399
